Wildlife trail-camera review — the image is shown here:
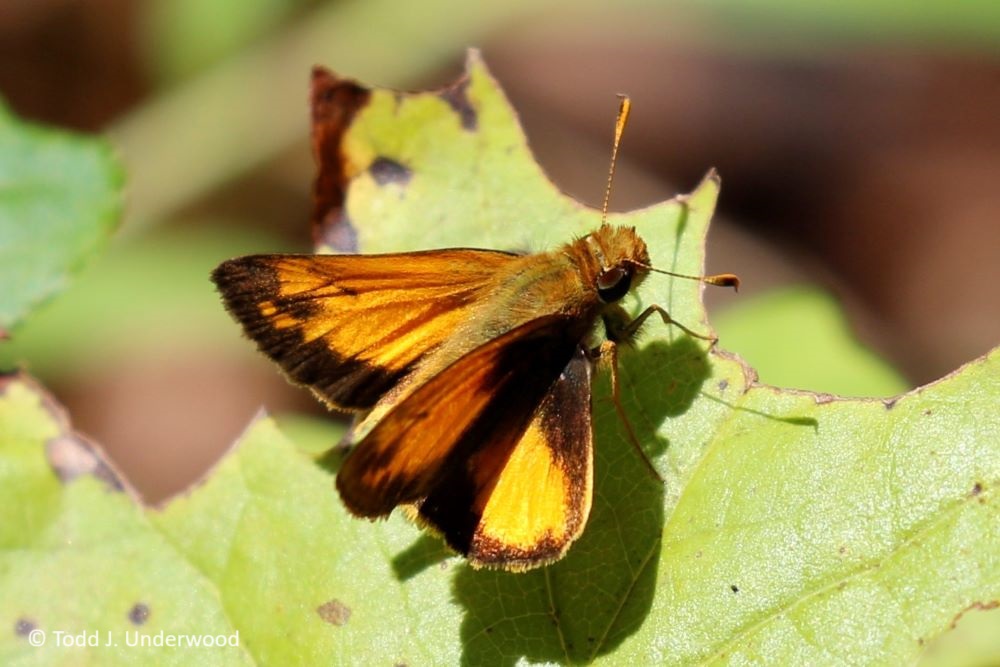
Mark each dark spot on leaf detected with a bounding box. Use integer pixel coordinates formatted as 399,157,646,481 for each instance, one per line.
15,618,36,636
918,637,925,646
128,603,150,625
440,77,477,131
310,66,370,253
971,482,984,496
718,379,728,391
730,585,739,593
46,435,125,491
883,398,898,410
838,545,847,555
320,214,358,254
317,599,351,627
923,409,933,416
369,157,412,186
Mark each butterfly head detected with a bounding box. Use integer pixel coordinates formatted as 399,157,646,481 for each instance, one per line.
584,224,651,304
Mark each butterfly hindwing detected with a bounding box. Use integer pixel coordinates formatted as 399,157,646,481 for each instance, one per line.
211,250,518,410
335,313,589,527
419,347,593,569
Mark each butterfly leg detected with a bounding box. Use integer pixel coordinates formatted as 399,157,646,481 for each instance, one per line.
618,304,717,345
596,339,664,482
595,302,717,483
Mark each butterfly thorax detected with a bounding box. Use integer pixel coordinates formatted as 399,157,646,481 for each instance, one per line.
472,224,651,334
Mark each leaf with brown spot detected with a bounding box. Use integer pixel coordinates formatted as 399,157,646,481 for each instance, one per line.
128,603,151,626
1,52,999,666
317,599,352,627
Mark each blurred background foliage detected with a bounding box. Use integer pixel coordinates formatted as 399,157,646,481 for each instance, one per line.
0,4,998,653
1,0,998,661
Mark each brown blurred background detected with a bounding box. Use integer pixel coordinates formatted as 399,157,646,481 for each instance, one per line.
1,0,998,505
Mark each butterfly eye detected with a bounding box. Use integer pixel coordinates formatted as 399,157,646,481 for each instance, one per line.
596,265,633,303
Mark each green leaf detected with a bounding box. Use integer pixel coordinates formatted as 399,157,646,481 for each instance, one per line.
2,52,998,665
713,286,908,397
0,103,123,336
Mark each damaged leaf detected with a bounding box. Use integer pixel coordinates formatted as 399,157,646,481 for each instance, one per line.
0,53,997,666
0,374,251,666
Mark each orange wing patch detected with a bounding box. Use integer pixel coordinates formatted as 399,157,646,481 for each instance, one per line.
471,398,592,568
212,249,517,410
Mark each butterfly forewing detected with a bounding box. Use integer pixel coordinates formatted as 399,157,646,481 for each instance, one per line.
211,249,518,411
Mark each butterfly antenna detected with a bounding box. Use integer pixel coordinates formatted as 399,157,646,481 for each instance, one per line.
635,263,741,291
601,95,631,226
603,96,740,292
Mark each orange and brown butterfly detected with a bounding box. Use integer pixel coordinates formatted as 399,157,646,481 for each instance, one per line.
211,67,737,571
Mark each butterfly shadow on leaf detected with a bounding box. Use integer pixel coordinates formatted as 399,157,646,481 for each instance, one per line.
452,334,711,666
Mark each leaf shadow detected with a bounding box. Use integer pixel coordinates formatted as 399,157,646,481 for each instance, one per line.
391,534,452,580
612,335,714,461
448,335,710,665
315,443,348,475
699,392,819,431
